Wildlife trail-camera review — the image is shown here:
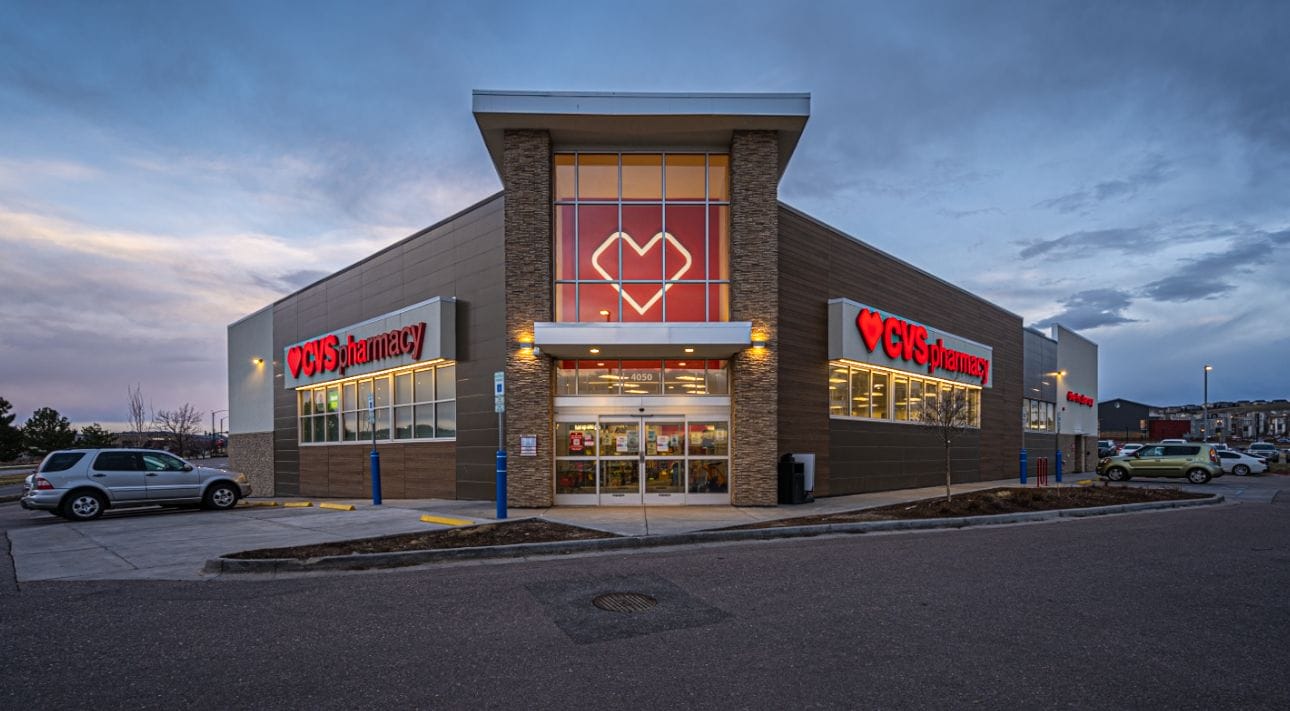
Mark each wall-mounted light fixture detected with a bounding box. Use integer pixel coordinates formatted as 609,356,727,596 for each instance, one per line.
251,357,264,366
599,309,612,322
683,347,695,354
589,347,601,354
751,339,768,350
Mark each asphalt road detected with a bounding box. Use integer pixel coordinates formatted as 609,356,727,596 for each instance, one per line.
2,480,1288,709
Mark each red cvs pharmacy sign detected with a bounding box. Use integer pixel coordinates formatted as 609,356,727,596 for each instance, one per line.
1066,391,1094,407
287,323,427,379
856,308,990,384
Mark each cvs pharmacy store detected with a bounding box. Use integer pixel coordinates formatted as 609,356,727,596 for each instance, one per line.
227,91,1026,507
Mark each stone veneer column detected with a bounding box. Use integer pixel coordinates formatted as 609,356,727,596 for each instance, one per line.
502,129,554,507
729,130,780,506
229,431,274,497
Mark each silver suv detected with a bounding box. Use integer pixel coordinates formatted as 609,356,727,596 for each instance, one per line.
20,449,252,522
1246,442,1281,463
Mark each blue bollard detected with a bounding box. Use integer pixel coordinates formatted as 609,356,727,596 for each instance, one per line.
496,449,508,520
1020,448,1028,485
370,448,382,505
1056,449,1063,484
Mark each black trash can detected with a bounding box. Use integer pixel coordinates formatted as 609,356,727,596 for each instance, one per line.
778,453,806,505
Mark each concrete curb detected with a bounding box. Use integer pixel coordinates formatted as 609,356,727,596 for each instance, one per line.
203,494,1225,575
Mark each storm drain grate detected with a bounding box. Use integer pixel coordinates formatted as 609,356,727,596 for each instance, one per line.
592,592,658,613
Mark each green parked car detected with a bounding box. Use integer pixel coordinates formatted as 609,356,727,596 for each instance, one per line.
1096,442,1223,484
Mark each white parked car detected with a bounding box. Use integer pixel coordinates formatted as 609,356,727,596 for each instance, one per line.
1119,443,1146,456
1216,449,1268,476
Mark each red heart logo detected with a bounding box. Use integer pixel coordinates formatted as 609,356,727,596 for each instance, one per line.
857,309,884,352
287,346,303,378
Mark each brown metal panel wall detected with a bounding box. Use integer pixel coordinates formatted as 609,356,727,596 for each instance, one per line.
271,194,506,499
776,205,1024,496
829,420,981,492
1022,431,1057,479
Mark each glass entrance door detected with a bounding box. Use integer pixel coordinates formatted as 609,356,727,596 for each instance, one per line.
643,420,685,504
555,414,730,505
597,418,686,504
598,418,641,505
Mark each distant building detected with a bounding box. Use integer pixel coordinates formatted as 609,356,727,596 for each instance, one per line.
1098,398,1152,436
1099,397,1289,442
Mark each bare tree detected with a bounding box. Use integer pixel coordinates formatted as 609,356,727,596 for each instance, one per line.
922,387,975,502
127,384,149,447
154,403,202,455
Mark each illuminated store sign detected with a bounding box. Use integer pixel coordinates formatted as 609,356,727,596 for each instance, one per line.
1066,391,1094,407
287,324,426,379
282,297,456,389
827,298,993,388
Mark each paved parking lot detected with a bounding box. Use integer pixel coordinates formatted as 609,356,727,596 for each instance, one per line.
1,473,1281,582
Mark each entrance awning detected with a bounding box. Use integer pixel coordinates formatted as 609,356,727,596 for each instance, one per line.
532,321,752,359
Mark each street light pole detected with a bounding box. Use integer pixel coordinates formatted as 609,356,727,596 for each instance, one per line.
210,409,228,457
1203,365,1212,442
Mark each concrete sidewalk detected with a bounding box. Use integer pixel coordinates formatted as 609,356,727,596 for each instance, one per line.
4,474,1089,583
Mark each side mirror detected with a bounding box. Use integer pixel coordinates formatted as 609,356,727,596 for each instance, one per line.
182,464,194,472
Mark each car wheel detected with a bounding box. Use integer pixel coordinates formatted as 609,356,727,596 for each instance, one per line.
1233,464,1250,477
1186,468,1212,485
1106,466,1130,482
203,482,239,510
61,490,106,522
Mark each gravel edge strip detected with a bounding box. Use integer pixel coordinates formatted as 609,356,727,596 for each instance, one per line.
203,494,1224,575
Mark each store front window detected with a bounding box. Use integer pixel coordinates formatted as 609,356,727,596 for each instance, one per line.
1023,398,1056,432
828,360,981,427
553,152,729,322
554,416,730,504
298,362,456,444
557,360,729,396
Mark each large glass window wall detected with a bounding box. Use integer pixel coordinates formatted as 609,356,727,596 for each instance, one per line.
828,360,981,427
298,362,456,444
553,152,729,323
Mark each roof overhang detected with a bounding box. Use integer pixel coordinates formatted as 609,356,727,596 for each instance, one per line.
532,321,752,359
473,90,810,180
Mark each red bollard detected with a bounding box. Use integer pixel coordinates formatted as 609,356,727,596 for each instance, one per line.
1036,457,1048,487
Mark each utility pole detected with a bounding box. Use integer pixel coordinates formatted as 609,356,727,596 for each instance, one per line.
1202,365,1212,441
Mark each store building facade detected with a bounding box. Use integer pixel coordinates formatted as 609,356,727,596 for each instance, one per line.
228,91,1096,506
1021,325,1099,476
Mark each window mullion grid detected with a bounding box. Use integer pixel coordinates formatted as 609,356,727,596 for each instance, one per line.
661,151,667,321
616,155,623,322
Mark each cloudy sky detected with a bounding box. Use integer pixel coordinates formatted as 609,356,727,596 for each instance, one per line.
1,0,1286,429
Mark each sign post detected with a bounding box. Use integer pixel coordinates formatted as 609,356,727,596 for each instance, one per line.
494,371,507,520
1055,409,1063,484
368,392,382,505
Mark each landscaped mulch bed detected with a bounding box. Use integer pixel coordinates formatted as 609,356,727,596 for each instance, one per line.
226,519,617,560
721,485,1210,530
